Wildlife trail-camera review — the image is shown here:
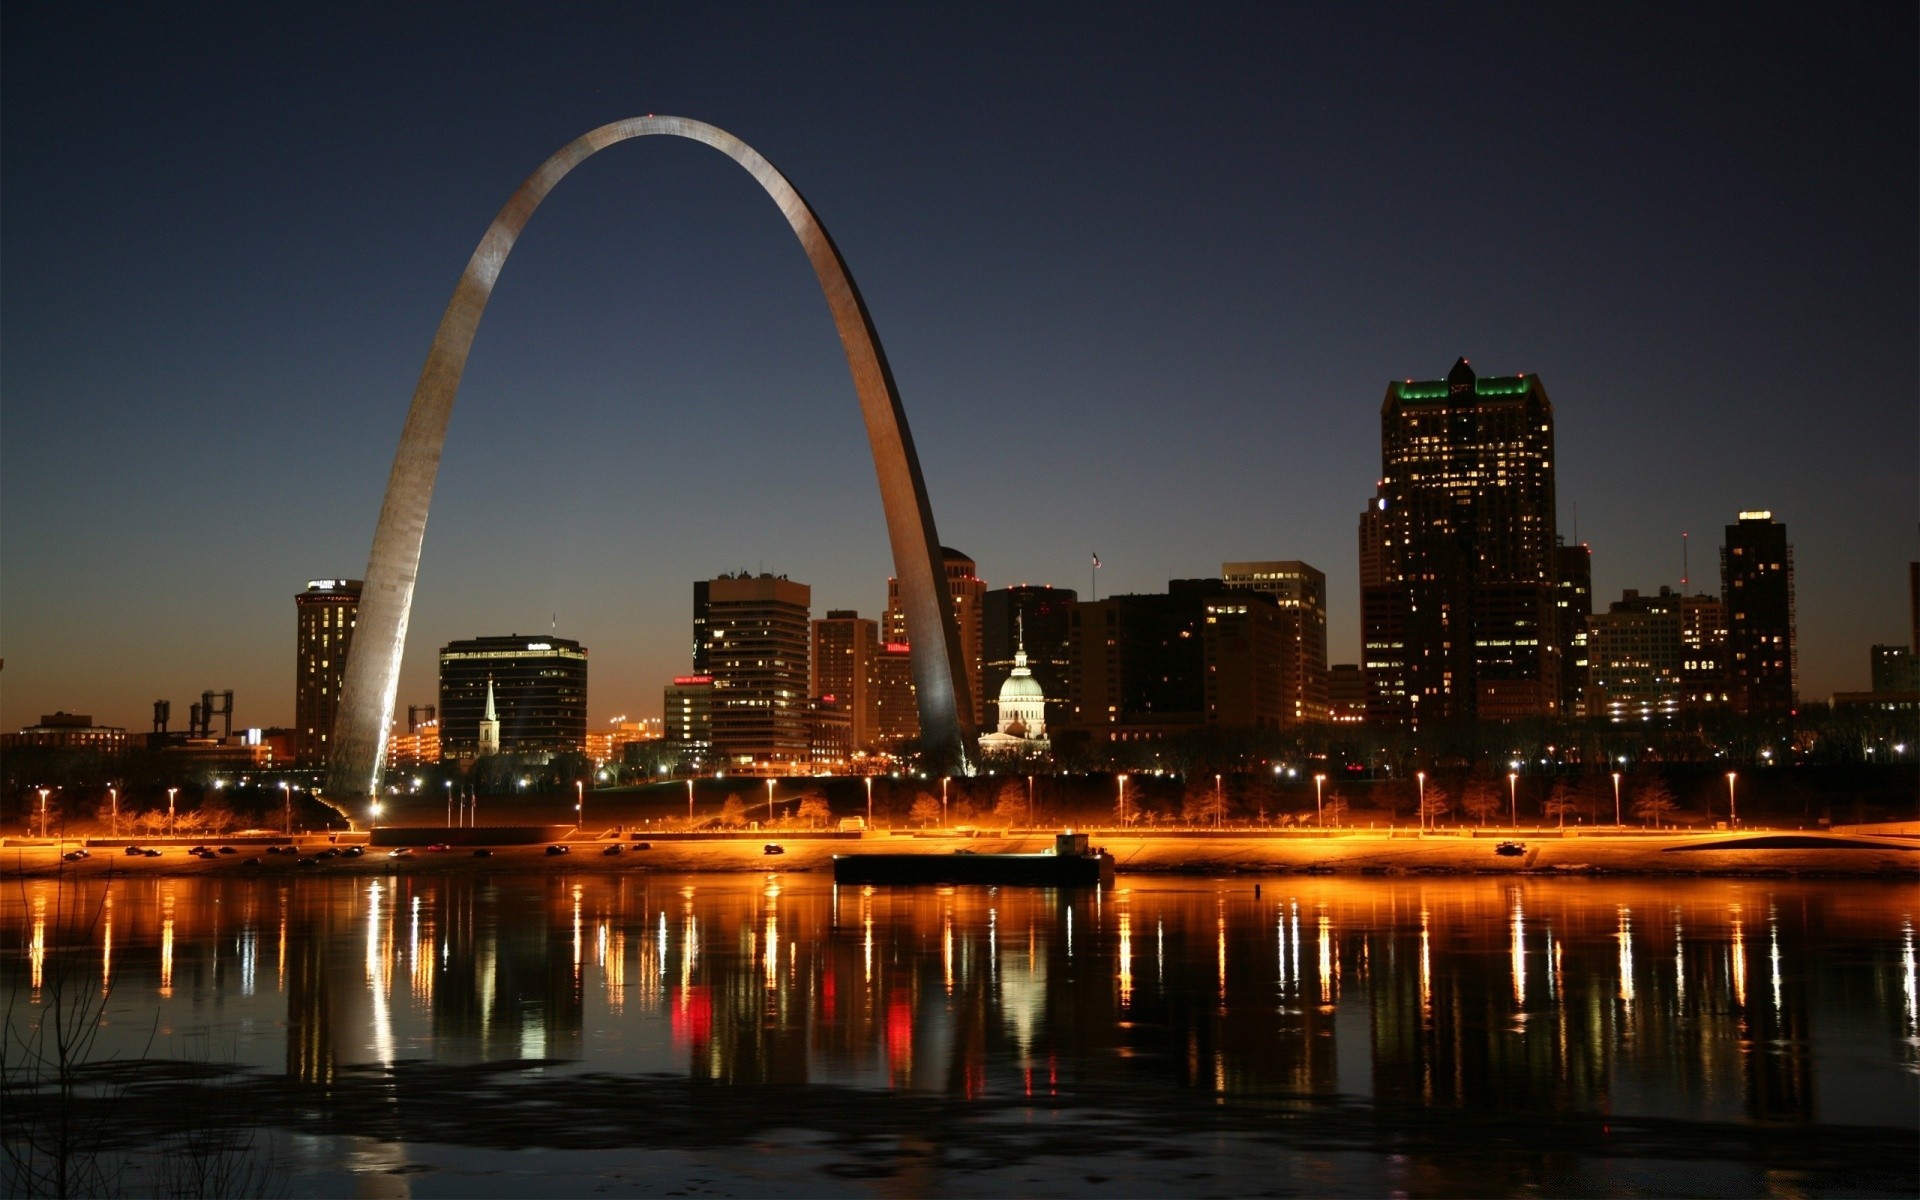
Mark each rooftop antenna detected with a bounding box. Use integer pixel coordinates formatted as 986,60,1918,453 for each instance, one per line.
1682,532,1690,592
1570,502,1578,546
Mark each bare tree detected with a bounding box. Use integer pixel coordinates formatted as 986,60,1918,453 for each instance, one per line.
1419,782,1453,826
795,795,831,829
1181,778,1228,827
1630,776,1679,828
908,794,942,827
1460,776,1503,826
1544,779,1579,827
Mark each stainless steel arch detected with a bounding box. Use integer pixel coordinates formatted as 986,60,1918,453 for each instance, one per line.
326,116,975,801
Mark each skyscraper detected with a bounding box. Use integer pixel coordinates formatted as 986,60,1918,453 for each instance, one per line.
1722,511,1795,715
811,610,879,751
663,675,714,762
1359,359,1562,727
294,579,361,766
706,573,811,770
1553,541,1592,718
885,547,984,726
1221,560,1329,724
438,635,588,758
1585,588,1683,723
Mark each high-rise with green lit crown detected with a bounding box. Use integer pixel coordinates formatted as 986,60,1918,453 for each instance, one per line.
1360,358,1563,727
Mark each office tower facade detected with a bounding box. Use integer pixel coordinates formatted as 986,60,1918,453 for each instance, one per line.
1221,560,1329,724
295,578,362,765
1585,588,1683,723
1680,594,1730,711
438,635,588,758
1066,580,1217,742
691,580,711,675
983,585,1075,732
871,641,918,751
1554,542,1592,717
1359,359,1562,727
706,573,811,770
1870,645,1917,693
1328,664,1367,723
811,610,879,751
663,676,714,761
1202,593,1286,730
885,546,985,726
1722,511,1795,715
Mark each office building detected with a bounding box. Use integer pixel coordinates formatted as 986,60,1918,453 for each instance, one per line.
2,713,129,755
811,611,880,751
294,578,361,765
1554,542,1592,717
1870,645,1917,693
1722,511,1795,715
691,580,711,675
983,585,1075,732
1585,588,1683,723
706,573,811,770
871,641,918,752
1328,664,1367,723
663,676,714,762
1222,560,1329,724
386,705,440,768
1359,359,1562,727
1202,593,1286,730
884,547,985,726
1680,594,1730,711
438,635,588,758
1066,580,1218,743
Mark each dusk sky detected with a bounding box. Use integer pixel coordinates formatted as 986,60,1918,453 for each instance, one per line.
4,3,1914,734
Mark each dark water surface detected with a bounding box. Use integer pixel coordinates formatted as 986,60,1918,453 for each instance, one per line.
6,873,1916,1196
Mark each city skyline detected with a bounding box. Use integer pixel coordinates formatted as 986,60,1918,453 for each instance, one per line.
4,6,1914,732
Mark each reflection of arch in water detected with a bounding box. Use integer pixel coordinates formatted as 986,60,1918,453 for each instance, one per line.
327,117,976,798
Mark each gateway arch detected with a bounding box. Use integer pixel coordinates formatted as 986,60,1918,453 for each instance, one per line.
327,116,976,802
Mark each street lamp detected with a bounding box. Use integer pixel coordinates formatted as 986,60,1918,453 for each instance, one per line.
1214,774,1223,829
1726,771,1738,829
445,780,453,827
864,776,874,830
687,778,696,826
1027,774,1035,828
1508,772,1518,828
1611,771,1623,827
280,781,292,837
167,787,179,835
575,780,585,831
37,788,49,839
108,785,119,839
1117,774,1129,826
370,800,382,832
1313,774,1326,827
942,776,950,827
766,777,776,825
1416,771,1426,833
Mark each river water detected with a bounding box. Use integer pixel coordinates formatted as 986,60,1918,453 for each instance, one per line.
5,872,1916,1197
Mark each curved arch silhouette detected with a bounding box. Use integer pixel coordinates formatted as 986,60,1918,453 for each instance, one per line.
327,116,975,800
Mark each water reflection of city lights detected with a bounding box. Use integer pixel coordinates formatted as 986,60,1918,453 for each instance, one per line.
1616,907,1634,1010
1902,921,1916,1034
1418,905,1432,1024
1768,908,1782,1015
1730,905,1748,1009
1318,913,1334,1008
100,890,113,995
28,892,46,994
159,888,175,998
1118,908,1133,1007
1510,895,1527,1010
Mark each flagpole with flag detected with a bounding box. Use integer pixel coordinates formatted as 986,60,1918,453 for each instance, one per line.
1091,552,1101,602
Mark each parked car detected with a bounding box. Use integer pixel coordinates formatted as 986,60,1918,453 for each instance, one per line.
426,843,451,852
763,844,785,856
341,846,364,858
388,847,412,858
218,846,238,855
602,844,623,856
632,842,652,851
297,856,318,867
546,844,571,856
124,845,145,857
1495,841,1527,857
472,848,495,858
142,849,161,858
62,850,87,862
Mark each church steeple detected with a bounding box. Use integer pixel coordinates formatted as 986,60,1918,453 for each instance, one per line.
477,677,501,757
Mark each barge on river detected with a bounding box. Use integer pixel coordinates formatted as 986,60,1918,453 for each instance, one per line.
833,832,1115,888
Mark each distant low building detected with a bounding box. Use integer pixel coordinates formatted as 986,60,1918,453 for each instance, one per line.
2,712,129,754
1328,664,1366,723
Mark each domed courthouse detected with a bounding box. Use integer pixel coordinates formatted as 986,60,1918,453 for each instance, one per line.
977,617,1049,756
